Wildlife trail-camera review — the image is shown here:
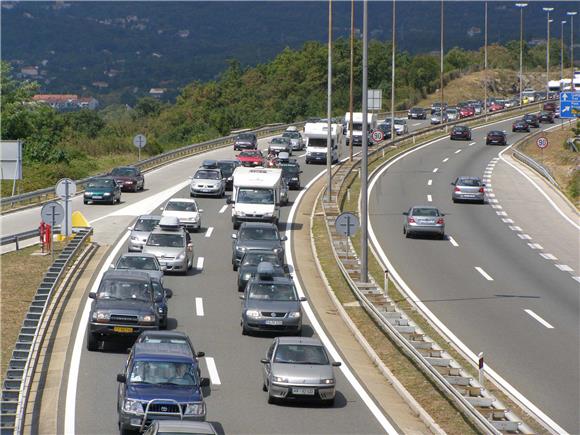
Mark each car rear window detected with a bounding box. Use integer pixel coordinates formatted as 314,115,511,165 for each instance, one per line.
458,179,481,187
146,234,184,248
248,283,297,301
117,256,158,271
240,227,278,241
134,218,160,232
411,208,440,217
165,201,197,212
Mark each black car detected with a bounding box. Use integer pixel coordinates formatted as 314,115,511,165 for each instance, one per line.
231,222,287,271
538,111,555,124
237,249,287,292
523,113,540,128
486,130,507,146
87,270,160,351
407,107,427,120
279,161,302,190
217,160,240,191
375,123,392,140
150,276,173,329
450,125,472,141
233,132,258,150
512,120,530,132
110,166,145,192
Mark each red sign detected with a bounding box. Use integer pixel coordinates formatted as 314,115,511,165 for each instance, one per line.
536,136,549,149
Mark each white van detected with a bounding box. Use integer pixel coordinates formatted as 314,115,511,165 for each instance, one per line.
344,112,377,146
229,167,282,228
304,122,340,164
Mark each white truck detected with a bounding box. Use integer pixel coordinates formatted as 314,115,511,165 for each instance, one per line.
548,80,561,93
229,167,282,228
304,122,341,164
344,112,377,146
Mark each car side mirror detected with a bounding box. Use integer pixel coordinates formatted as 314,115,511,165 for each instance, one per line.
116,374,126,383
402,212,409,216
299,296,307,302
231,233,237,239
127,226,133,231
332,361,342,367
226,198,233,204
196,351,205,358
154,295,163,303
88,293,96,299
164,289,173,298
160,265,167,272
280,235,288,241
199,209,204,213
109,264,115,269
200,377,210,387
260,358,269,364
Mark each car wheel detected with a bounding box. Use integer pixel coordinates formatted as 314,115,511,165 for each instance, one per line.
440,233,446,240
262,382,268,392
84,200,88,205
452,198,457,203
86,332,98,351
242,323,249,336
190,192,195,198
232,261,238,271
160,317,168,330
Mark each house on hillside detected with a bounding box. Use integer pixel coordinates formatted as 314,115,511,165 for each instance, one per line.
32,94,100,111
20,66,39,77
149,88,166,99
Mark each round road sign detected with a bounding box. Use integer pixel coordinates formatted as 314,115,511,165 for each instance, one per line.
55,178,77,200
371,130,384,143
536,136,549,149
335,212,360,237
41,201,64,226
133,134,147,149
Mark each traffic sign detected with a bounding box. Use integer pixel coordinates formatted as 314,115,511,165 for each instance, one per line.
55,178,76,199
559,92,580,119
371,130,384,143
536,136,549,149
133,134,147,149
41,201,64,226
335,212,359,237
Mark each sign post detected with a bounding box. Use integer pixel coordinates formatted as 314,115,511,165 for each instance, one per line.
478,352,484,388
41,201,64,260
335,212,360,261
536,136,549,166
56,178,76,238
133,134,147,161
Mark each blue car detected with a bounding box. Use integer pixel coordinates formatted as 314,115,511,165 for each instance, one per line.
117,342,209,433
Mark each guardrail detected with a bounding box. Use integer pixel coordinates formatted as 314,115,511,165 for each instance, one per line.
0,228,93,435
512,131,562,188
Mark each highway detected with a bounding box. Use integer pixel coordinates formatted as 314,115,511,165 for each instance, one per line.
368,118,579,433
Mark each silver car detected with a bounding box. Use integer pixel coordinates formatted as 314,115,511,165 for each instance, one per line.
430,111,448,125
189,168,225,197
143,420,218,435
446,108,459,121
451,176,485,204
112,252,165,284
282,131,304,151
142,217,194,274
403,206,445,239
268,137,292,155
128,215,162,252
261,336,341,405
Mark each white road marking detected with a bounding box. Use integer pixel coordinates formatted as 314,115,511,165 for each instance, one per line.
297,152,308,158
219,205,228,214
528,243,543,249
454,149,462,154
555,264,574,272
427,194,432,202
196,256,205,270
502,218,514,223
412,122,422,126
195,297,204,316
496,211,507,216
442,157,449,163
468,142,476,146
205,357,222,385
486,183,492,187
524,309,554,329
573,276,580,284
205,227,214,238
427,179,433,186
518,234,532,240
508,225,522,231
448,236,459,247
539,253,557,260
432,167,439,173
475,266,494,281
487,193,496,197
491,205,503,209
489,198,499,203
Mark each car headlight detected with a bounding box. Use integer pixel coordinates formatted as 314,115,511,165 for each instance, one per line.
123,399,143,414
139,314,156,323
242,273,252,280
273,247,283,254
263,212,273,217
237,246,247,252
103,192,111,196
176,252,186,260
84,192,91,196
93,311,110,322
288,311,301,319
321,378,335,385
246,309,260,318
273,376,288,383
184,402,205,416
237,211,246,217
130,236,139,241
292,177,298,181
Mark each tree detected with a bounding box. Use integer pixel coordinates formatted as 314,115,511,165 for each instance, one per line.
133,97,162,118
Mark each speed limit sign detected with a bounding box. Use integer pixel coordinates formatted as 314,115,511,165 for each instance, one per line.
536,136,549,149
371,130,384,143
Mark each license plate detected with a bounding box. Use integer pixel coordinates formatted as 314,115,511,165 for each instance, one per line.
202,189,211,192
265,320,283,325
292,387,315,395
92,196,102,199
463,194,475,198
420,219,435,224
113,326,133,333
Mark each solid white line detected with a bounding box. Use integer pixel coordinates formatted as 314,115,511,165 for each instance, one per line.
195,297,204,316
442,157,449,163
448,236,459,247
196,256,205,270
487,193,496,197
509,226,522,231
475,266,494,281
573,276,580,284
412,122,422,126
468,141,476,146
485,183,492,187
205,357,221,385
427,179,433,186
427,194,432,202
539,253,557,260
555,264,574,272
524,309,554,329
489,198,499,203
219,204,228,214
518,234,532,240
205,227,214,238
454,149,462,154
432,167,438,173
528,243,543,250
502,218,514,223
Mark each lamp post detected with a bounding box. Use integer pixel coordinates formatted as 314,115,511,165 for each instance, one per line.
390,0,396,141
515,3,528,106
440,0,445,124
561,20,567,81
326,0,332,202
567,11,577,84
484,0,488,120
543,7,554,94
348,0,354,162
360,0,369,283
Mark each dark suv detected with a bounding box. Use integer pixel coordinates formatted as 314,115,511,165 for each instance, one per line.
450,125,472,141
538,111,555,124
231,222,287,271
233,133,258,150
485,130,507,146
116,342,209,433
523,113,540,128
407,107,427,120
87,270,160,351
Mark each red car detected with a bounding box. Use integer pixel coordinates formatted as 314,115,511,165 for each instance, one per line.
459,106,474,118
488,102,504,112
237,150,264,167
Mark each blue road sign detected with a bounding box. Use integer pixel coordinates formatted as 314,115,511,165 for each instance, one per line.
560,92,580,119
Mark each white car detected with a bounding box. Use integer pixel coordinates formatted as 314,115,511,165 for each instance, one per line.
161,198,203,232
393,118,408,135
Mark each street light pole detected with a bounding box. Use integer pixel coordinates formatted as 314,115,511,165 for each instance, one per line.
561,20,567,81
484,0,488,120
568,11,577,84
543,7,554,94
390,0,396,141
516,3,528,106
360,0,369,283
440,0,445,124
348,0,354,162
326,0,332,203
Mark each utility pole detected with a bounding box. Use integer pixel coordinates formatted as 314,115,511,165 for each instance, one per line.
348,0,355,162
543,7,554,94
390,0,396,141
326,0,333,202
516,3,528,106
484,0,488,120
440,0,445,124
360,0,369,283
568,11,577,85
561,20,567,81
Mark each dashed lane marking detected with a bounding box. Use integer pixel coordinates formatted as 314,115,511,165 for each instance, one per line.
427,195,432,202
502,218,514,223
496,211,507,216
205,357,222,385
468,142,476,146
205,227,214,238
475,266,494,281
219,205,228,214
509,226,522,231
524,309,554,329
528,243,543,250
573,277,580,284
448,236,459,247
539,253,557,260
454,149,462,154
427,179,433,186
518,234,532,240
197,256,205,270
195,297,204,316
555,264,574,272
442,157,449,163
432,168,439,173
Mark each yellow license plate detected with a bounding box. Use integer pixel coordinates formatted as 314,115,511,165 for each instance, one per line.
113,326,133,333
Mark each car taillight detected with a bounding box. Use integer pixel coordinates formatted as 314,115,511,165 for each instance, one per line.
454,187,461,192
408,217,415,223
436,218,445,225
479,187,484,193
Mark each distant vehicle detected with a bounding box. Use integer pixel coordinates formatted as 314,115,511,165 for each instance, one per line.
128,215,162,252
234,133,258,150
538,111,555,124
523,113,540,128
344,112,376,146
374,123,392,140
241,262,304,335
268,137,292,155
261,336,340,405
450,125,472,141
459,106,475,118
189,168,225,198
547,80,561,93
471,103,483,115
285,126,299,132
237,249,287,292
446,108,459,122
279,160,302,190
430,102,447,113
84,177,121,205
512,120,530,132
231,222,286,270
407,107,427,120
237,150,264,167
161,198,203,232
486,130,507,145
488,102,504,112
143,421,218,435
200,160,219,169
304,122,341,164
393,118,408,135
217,159,240,191
282,130,304,151
110,166,145,192
116,342,209,433
403,206,445,239
543,101,557,113
430,110,447,125
451,177,485,204
522,89,536,103
142,216,194,274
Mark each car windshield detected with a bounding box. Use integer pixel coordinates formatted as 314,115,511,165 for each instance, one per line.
239,151,261,158
217,162,236,177
129,361,199,386
248,283,297,301
447,109,458,114
242,253,279,266
489,131,503,135
411,108,423,113
165,201,197,212
117,256,158,271
457,178,481,187
146,234,184,248
454,127,467,132
97,279,151,302
134,218,160,232
237,134,255,141
111,168,138,177
270,138,286,145
237,188,274,205
88,179,114,188
282,132,300,139
394,119,405,125
194,170,220,180
240,227,278,241
411,208,440,217
273,344,329,365
280,165,299,176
